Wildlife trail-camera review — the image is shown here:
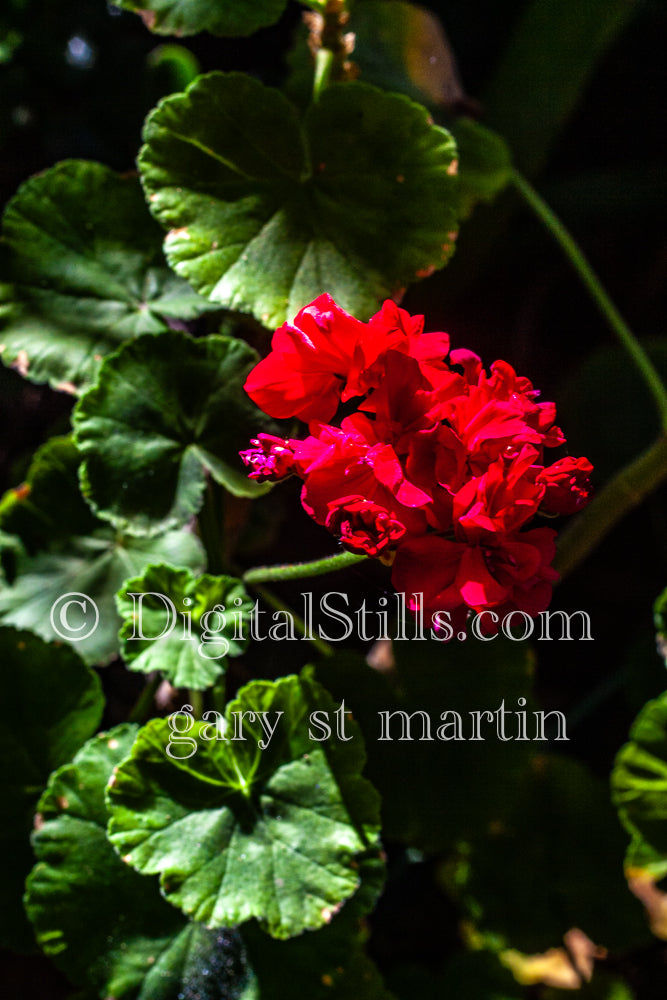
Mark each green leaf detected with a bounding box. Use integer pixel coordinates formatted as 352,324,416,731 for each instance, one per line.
139,925,258,1000
0,627,103,951
112,0,289,39
0,436,97,551
73,330,271,535
139,73,459,327
141,887,392,1000
240,841,388,998
26,725,388,1000
23,683,389,996
25,725,189,997
450,755,650,953
0,160,214,393
141,856,388,1000
107,673,383,938
286,0,466,113
117,564,254,690
0,436,205,665
612,691,667,879
286,12,509,221
450,118,513,219
0,533,205,666
345,0,466,110
147,42,202,93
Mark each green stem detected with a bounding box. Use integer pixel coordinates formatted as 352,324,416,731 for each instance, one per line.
188,688,204,720
252,584,334,657
243,549,367,585
128,673,162,724
312,47,334,101
511,169,667,430
555,433,667,579
211,679,227,715
198,480,225,575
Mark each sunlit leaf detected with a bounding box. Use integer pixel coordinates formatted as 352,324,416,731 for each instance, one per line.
612,691,667,879
117,563,254,690
73,330,271,535
139,73,459,327
25,725,188,997
0,160,213,392
107,674,383,938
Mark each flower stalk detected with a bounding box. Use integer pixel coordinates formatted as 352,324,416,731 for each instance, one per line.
243,549,367,585
305,0,357,102
512,168,667,431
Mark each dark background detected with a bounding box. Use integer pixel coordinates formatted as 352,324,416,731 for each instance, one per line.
1,0,665,994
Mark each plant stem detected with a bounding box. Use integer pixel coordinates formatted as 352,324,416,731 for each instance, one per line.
511,168,667,430
198,480,225,575
128,673,162,724
555,433,667,579
305,0,355,103
251,584,334,657
188,688,204,719
312,47,334,101
211,679,227,715
243,549,367,585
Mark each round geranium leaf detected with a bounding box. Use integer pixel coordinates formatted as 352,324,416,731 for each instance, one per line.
107,674,383,938
117,564,254,690
0,532,205,666
73,330,271,535
0,436,98,552
0,160,214,393
139,73,459,328
26,730,266,1000
139,924,258,1000
25,725,188,997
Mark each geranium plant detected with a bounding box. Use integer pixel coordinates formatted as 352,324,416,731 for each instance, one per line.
1,0,666,997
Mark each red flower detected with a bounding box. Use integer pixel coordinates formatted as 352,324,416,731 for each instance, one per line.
239,434,296,482
537,456,593,514
244,296,452,424
294,420,431,537
391,527,558,624
244,294,368,422
452,446,545,541
456,528,558,617
241,295,592,629
359,351,450,450
433,360,564,472
325,495,406,556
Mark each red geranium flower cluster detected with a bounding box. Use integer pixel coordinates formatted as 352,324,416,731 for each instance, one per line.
240,295,593,632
